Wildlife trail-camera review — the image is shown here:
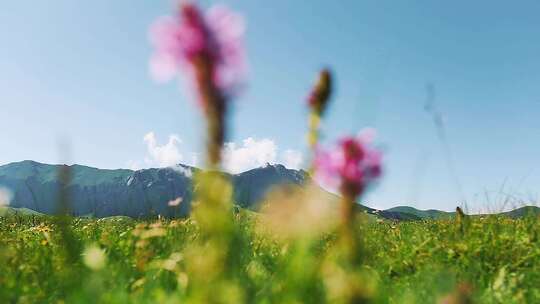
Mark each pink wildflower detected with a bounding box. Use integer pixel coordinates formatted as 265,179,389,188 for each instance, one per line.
149,3,246,101
314,130,382,199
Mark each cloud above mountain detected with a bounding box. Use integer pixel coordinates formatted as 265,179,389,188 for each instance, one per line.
282,149,304,170
223,138,305,173
223,137,278,173
143,132,187,167
0,187,12,206
129,132,303,173
127,132,198,170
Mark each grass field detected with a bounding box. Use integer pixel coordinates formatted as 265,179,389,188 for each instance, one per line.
0,209,538,303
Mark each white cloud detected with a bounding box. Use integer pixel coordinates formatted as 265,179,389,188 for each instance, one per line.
222,137,304,173
0,187,13,206
143,132,185,167
128,132,199,170
282,149,304,170
223,137,278,173
131,132,304,173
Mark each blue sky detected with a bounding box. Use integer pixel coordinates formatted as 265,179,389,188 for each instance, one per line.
1,0,539,212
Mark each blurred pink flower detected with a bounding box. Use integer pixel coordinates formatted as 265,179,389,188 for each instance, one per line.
314,130,382,199
149,3,246,97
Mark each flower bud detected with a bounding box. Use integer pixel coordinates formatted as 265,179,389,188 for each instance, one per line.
308,69,333,117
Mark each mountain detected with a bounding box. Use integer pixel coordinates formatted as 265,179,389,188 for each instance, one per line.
232,164,307,208
1,161,537,220
0,161,319,218
0,161,195,218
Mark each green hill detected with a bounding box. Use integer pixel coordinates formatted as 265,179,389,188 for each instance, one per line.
385,206,454,219
502,206,540,218
0,206,44,216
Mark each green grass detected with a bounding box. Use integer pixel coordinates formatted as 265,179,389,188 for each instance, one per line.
0,211,538,303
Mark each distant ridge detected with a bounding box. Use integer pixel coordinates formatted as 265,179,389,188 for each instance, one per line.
502,206,540,218
385,206,454,219
0,160,313,218
1,160,538,220
386,205,540,220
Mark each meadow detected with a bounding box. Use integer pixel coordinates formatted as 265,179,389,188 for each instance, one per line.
2,2,539,303
0,210,538,303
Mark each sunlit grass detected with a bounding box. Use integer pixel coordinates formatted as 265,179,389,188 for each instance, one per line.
0,211,538,303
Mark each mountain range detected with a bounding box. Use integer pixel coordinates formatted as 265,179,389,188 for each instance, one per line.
0,160,538,220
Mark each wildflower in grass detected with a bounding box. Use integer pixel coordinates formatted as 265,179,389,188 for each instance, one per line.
307,69,332,118
149,3,246,96
315,129,382,269
306,69,333,164
83,244,106,271
455,206,469,234
55,165,82,265
149,4,247,302
149,2,246,167
315,129,382,201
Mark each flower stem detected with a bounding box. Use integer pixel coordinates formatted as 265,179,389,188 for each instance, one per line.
340,192,359,264
307,112,321,174
193,57,227,169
